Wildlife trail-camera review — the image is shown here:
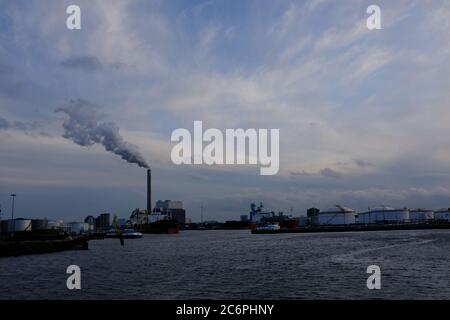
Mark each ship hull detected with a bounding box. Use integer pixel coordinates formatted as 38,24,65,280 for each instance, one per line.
137,220,179,234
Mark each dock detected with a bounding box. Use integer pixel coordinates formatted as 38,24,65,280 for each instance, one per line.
0,236,89,258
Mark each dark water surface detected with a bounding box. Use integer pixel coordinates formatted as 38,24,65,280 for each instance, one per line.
1,229,450,299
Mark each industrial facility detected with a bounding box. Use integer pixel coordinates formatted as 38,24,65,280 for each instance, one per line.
297,205,450,226
249,202,450,234
310,205,357,225
129,200,186,231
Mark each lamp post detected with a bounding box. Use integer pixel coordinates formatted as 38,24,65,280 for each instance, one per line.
10,194,16,237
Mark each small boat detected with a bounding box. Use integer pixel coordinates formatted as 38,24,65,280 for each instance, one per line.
105,229,120,238
121,229,143,239
255,223,281,231
106,229,143,239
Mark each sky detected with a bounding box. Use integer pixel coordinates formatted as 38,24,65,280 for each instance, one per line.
1,0,450,222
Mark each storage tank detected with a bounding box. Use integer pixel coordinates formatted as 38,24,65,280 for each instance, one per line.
313,205,356,225
32,219,49,230
48,220,64,229
409,209,434,223
0,220,7,233
366,206,409,224
357,211,370,224
434,208,450,222
7,219,32,232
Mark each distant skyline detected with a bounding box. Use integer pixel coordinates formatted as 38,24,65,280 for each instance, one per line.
1,0,450,222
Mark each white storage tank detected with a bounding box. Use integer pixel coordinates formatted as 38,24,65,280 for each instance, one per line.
434,208,450,222
48,220,64,229
357,212,370,224
313,205,356,225
366,206,410,224
7,219,32,232
409,209,434,222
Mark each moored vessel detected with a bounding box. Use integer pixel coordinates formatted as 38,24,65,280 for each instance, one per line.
248,202,298,230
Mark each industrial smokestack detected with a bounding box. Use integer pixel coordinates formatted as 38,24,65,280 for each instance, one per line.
147,169,151,214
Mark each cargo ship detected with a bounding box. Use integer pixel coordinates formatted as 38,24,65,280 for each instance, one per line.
249,203,298,231
138,219,179,234
130,207,179,234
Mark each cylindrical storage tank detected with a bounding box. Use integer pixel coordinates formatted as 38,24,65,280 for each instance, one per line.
48,220,64,229
357,212,370,224
409,210,434,222
32,219,49,230
368,206,409,224
1,220,8,233
7,219,32,232
434,209,450,222
316,205,356,225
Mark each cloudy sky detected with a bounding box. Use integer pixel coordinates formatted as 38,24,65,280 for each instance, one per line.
1,0,450,222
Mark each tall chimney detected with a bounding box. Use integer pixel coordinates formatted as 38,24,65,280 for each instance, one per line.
147,169,151,214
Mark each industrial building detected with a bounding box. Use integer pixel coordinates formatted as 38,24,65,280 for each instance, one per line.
66,222,90,235
95,213,111,231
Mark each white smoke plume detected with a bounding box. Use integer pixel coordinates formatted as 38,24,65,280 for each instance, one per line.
57,99,149,169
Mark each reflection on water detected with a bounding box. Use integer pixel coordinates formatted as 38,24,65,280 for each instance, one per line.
1,229,449,299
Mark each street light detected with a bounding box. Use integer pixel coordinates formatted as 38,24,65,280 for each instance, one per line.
10,194,16,237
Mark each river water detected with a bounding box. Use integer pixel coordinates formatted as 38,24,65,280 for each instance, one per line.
1,229,449,299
